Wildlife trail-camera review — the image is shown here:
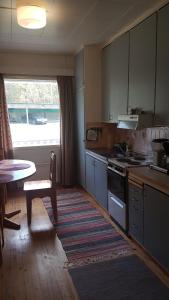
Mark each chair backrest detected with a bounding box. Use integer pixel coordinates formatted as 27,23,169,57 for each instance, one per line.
49,151,56,188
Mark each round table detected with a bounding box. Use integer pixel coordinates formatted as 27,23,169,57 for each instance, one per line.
0,159,36,184
0,159,36,228
0,159,36,265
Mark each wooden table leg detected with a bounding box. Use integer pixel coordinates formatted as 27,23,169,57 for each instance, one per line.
5,210,21,219
1,184,21,230
3,218,20,230
0,188,4,266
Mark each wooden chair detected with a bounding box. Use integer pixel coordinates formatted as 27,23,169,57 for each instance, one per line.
24,151,57,225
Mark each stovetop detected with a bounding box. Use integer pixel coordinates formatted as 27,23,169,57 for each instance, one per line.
108,154,151,168
86,148,152,168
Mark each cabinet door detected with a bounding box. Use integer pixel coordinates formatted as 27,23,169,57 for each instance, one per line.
102,33,129,122
144,185,169,271
85,154,95,197
155,4,169,125
128,183,143,245
75,50,84,89
74,51,85,188
128,14,156,113
95,159,108,209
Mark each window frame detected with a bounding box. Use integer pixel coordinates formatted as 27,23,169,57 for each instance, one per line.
4,76,60,148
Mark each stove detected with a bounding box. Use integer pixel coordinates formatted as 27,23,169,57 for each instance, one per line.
108,154,151,176
107,153,151,231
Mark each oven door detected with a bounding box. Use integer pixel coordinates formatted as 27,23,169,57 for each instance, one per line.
107,167,126,203
107,166,127,230
108,191,126,230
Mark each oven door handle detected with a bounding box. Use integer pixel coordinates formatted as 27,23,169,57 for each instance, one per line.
107,166,126,177
110,196,124,208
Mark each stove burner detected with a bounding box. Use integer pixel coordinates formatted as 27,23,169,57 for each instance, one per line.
133,156,145,161
118,158,132,163
127,161,141,165
117,158,141,165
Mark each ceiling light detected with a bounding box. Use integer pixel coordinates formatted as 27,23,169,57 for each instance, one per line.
17,5,46,29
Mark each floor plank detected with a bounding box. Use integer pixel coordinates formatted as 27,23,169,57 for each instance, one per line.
0,191,78,300
0,189,169,300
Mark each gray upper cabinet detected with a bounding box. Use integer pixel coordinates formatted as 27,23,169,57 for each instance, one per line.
155,4,169,125
102,33,129,122
128,14,156,114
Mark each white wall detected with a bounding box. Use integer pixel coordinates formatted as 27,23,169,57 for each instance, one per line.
0,51,74,76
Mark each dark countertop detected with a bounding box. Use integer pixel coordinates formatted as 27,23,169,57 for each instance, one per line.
86,148,113,157
85,147,126,159
128,166,169,196
85,148,110,163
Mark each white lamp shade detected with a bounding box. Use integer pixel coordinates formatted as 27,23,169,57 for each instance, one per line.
17,6,46,29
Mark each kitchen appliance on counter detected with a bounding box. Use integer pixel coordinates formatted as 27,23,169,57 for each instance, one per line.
150,138,169,174
151,138,168,165
107,154,150,231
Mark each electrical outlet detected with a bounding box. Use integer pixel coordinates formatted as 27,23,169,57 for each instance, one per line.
109,113,113,120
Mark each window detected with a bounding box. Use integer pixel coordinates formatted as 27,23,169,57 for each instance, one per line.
4,79,60,147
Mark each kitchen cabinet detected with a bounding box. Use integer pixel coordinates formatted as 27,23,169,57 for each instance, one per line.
144,185,169,271
85,153,95,196
74,51,85,188
128,181,143,245
86,152,108,209
128,14,156,114
102,32,129,122
74,46,102,187
155,4,169,125
75,49,84,89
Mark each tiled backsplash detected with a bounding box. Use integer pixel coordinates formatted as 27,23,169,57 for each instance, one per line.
114,127,169,155
86,122,169,155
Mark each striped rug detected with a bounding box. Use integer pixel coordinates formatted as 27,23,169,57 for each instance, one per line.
42,188,133,267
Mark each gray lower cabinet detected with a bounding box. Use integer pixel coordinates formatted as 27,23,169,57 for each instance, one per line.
85,154,95,196
95,158,108,209
128,182,143,245
144,185,169,271
86,153,108,209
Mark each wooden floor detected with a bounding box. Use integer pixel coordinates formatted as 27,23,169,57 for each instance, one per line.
0,190,169,300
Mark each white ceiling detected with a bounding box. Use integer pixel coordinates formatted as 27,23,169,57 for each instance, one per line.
0,0,168,54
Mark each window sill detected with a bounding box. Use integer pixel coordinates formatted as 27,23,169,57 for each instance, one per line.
13,144,60,150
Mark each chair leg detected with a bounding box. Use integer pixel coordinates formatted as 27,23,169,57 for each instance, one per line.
50,194,57,221
26,193,32,225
